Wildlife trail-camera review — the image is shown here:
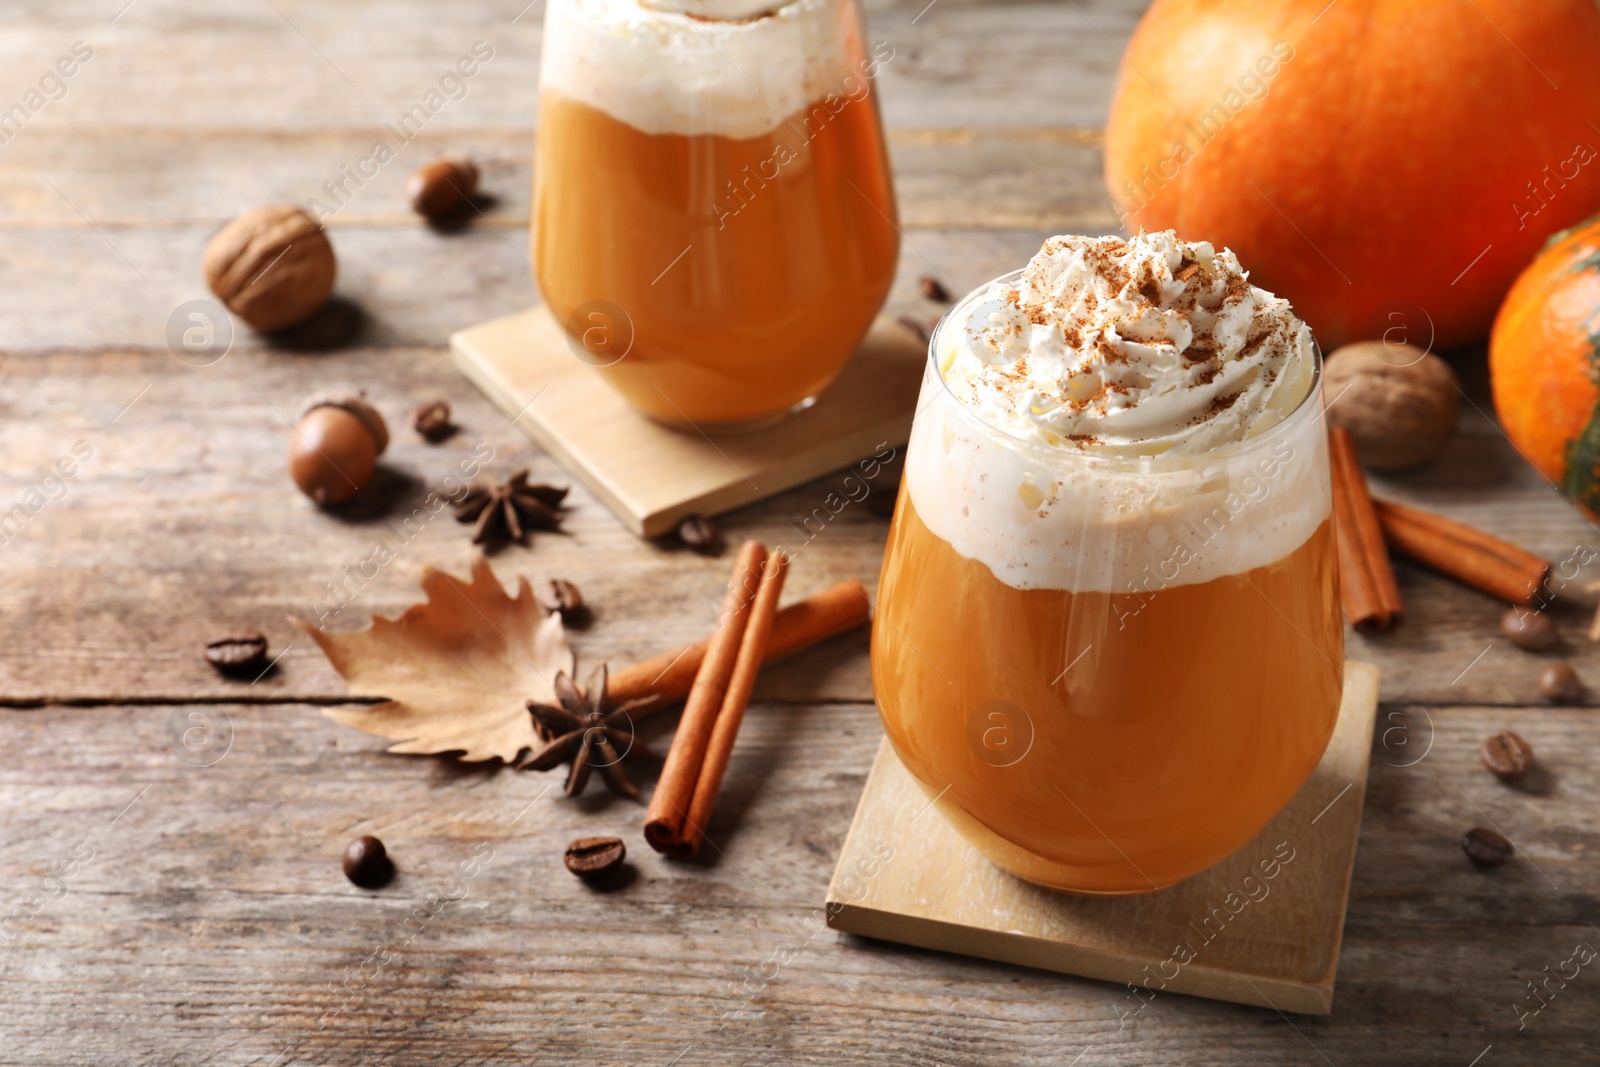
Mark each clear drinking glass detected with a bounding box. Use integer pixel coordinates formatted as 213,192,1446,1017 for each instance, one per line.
871,271,1345,893
533,0,900,429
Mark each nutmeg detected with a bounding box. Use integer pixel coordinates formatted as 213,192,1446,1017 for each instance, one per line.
1323,342,1461,470
290,391,389,506
203,205,336,332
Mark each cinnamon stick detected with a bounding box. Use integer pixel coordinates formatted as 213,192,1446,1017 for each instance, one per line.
1373,499,1549,606
609,579,872,714
672,550,790,859
644,541,767,854
1328,426,1404,632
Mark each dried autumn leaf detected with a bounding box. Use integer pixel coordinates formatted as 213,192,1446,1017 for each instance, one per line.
291,556,573,762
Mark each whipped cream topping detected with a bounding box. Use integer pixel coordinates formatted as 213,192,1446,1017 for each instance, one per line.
943,231,1315,457
904,232,1330,594
541,0,864,139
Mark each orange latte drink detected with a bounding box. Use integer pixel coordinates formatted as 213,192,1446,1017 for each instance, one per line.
534,0,899,427
873,232,1344,893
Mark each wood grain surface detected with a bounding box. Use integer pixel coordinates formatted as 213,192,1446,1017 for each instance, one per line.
1,701,1596,1065
1,0,1597,1063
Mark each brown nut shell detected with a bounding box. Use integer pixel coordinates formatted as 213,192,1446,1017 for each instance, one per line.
203,205,336,332
1323,341,1461,470
290,398,385,506
303,391,389,456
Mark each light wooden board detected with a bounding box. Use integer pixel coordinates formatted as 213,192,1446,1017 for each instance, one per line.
826,662,1382,1015
450,305,927,537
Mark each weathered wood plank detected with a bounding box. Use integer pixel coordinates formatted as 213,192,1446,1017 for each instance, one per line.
0,700,1591,1064
14,0,1586,1063
0,225,1059,353
0,343,888,705
2,345,1595,707
0,126,1116,232
892,127,1117,230
0,0,1145,133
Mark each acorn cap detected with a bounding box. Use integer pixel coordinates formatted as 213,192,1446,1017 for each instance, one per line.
302,390,389,455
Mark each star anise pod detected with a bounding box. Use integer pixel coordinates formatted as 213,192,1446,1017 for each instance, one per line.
454,470,568,545
521,664,658,799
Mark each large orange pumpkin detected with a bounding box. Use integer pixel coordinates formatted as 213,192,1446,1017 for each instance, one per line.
1105,0,1600,352
1490,216,1600,520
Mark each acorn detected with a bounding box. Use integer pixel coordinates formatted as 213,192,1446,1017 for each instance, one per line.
289,391,389,506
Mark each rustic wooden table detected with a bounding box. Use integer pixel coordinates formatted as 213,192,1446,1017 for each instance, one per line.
2,1,1596,1063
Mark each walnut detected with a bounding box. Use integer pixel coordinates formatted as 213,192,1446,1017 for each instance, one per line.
1323,341,1460,470
203,205,336,332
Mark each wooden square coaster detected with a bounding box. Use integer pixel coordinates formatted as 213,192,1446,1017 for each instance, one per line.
449,306,927,538
825,661,1381,1015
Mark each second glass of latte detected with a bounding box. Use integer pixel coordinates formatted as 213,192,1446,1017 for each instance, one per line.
874,231,1344,894
534,0,899,428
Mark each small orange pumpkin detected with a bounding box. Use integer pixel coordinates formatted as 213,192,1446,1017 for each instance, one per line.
1106,0,1600,352
1490,215,1600,519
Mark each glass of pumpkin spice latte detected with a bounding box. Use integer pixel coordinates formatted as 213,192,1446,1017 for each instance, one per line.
872,231,1344,894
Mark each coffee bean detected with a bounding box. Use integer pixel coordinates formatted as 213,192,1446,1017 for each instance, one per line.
1479,731,1534,780
1540,662,1582,703
564,836,626,879
918,275,951,303
204,632,268,677
413,398,453,443
1461,827,1514,868
538,578,586,624
343,835,393,889
407,157,479,220
895,314,932,345
1500,607,1558,651
677,514,719,553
